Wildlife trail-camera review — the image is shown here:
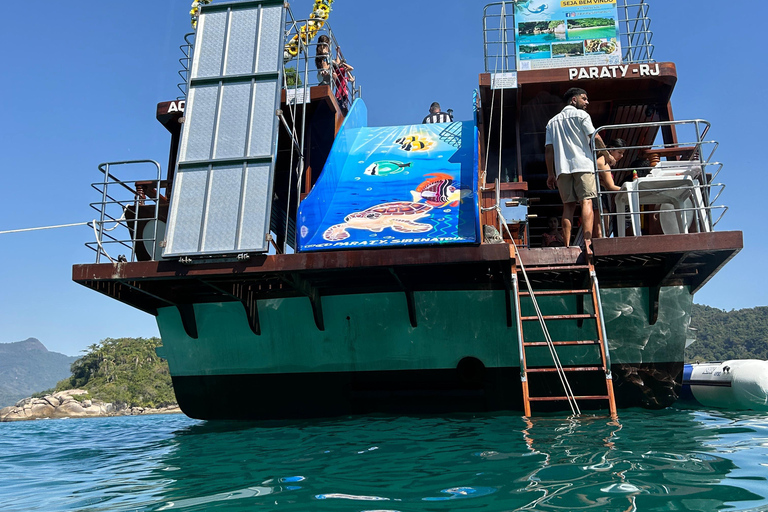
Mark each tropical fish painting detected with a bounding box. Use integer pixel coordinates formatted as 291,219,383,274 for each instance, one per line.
411,173,461,208
364,160,412,177
395,135,434,152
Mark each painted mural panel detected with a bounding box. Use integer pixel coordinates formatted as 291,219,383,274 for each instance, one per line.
298,115,479,252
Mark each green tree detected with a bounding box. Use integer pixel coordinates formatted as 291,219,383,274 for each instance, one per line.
56,337,176,408
686,304,768,362
284,67,303,87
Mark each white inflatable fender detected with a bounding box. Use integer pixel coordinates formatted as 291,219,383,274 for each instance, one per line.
684,360,768,411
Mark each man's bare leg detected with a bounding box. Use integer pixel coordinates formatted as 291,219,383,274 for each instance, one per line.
581,198,594,242
562,202,577,247
592,200,603,239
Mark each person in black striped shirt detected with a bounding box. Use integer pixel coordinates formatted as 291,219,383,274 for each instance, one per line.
422,102,453,124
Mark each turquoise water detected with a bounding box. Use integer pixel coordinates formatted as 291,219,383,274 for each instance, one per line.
520,51,552,61
1,409,767,511
518,33,566,44
518,27,616,45
567,26,617,41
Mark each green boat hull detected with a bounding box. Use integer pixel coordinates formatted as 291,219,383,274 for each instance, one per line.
155,286,692,419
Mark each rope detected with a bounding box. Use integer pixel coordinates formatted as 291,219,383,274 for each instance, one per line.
497,208,581,416
482,9,579,414
481,41,501,190
0,222,89,235
92,220,115,263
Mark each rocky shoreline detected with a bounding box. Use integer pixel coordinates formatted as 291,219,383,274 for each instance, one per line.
0,389,181,422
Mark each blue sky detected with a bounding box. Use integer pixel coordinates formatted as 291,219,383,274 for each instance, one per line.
0,1,765,356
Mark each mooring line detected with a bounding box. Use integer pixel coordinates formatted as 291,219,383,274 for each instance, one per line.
0,222,89,235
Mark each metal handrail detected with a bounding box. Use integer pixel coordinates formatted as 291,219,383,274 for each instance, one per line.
87,160,164,263
177,33,195,100
282,18,358,101
281,8,360,253
589,119,726,237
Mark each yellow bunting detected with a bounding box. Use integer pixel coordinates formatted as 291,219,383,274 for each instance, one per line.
283,0,335,63
190,0,214,28
187,0,336,59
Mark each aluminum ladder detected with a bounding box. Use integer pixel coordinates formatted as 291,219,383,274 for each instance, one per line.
513,258,617,417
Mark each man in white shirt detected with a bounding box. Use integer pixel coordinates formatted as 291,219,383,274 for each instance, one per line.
545,88,613,248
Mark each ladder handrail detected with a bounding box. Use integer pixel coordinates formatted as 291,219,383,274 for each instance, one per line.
511,273,530,415
591,270,614,375
499,208,580,416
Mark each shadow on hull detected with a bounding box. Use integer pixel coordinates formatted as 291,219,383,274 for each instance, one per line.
173,362,682,420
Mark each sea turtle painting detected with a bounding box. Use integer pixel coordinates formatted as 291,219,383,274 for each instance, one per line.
323,202,434,241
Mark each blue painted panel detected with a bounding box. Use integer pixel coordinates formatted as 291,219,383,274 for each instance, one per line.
298,99,479,252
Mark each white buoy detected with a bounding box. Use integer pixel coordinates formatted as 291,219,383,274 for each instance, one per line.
683,360,768,411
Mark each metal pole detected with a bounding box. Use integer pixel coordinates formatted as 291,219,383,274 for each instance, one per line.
499,2,507,72
591,271,613,375
96,164,110,263
591,131,606,239
151,161,162,261
294,24,313,250
511,273,531,417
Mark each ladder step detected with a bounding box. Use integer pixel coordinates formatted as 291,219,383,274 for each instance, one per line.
523,340,600,347
519,265,590,273
527,366,603,373
529,395,610,402
521,314,596,321
519,289,591,297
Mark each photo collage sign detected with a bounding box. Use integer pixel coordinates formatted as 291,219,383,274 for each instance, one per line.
514,0,622,71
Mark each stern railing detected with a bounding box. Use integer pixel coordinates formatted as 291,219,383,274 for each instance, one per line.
590,119,727,238
86,160,165,263
282,16,361,105
279,8,360,253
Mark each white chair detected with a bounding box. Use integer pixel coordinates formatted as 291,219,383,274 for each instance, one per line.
650,159,703,179
615,175,710,237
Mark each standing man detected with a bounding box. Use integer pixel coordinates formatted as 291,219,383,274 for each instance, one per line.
422,102,453,124
545,87,613,248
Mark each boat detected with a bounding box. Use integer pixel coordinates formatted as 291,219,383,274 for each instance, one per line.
681,360,768,411
72,0,742,420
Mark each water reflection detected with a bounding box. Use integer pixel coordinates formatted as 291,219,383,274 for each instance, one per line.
146,409,767,511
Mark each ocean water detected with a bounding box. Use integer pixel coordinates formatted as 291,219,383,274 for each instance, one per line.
518,33,566,44
1,409,767,511
566,26,617,41
520,52,552,61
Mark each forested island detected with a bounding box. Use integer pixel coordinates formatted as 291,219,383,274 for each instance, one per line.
0,338,76,407
567,17,614,29
56,337,175,407
552,42,584,57
0,337,178,421
686,304,768,362
518,20,564,36
520,44,550,54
